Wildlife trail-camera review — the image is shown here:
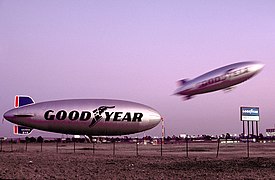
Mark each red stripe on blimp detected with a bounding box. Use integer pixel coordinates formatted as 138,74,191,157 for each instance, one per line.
15,96,19,108
14,126,18,134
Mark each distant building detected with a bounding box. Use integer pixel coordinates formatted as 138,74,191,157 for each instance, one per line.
266,128,275,136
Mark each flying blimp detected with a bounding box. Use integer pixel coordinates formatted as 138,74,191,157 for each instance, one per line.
174,61,264,100
3,95,161,136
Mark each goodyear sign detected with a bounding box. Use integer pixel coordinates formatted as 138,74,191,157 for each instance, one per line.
240,107,260,121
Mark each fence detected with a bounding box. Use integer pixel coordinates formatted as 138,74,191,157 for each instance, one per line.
1,139,275,158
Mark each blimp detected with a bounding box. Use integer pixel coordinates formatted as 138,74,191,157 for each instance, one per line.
3,95,162,136
174,61,264,100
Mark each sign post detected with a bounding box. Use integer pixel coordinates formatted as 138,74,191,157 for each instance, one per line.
247,121,250,158
240,107,260,157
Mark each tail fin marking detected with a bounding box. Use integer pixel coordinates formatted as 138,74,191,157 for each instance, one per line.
13,125,33,135
14,95,35,108
177,79,189,86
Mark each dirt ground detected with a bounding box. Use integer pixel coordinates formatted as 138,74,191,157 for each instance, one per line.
1,142,275,179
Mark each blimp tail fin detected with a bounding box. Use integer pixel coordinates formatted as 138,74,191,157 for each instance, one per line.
13,125,33,135
12,95,35,135
177,79,189,86
14,95,35,108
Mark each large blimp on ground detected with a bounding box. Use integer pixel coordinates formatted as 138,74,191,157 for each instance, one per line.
4,96,162,136
174,61,264,100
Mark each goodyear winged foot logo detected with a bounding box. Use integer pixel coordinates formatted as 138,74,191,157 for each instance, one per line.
89,106,115,127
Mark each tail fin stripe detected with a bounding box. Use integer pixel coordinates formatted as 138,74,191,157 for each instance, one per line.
14,126,18,134
15,95,19,108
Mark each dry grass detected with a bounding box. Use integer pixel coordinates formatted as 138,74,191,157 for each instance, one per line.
1,142,275,179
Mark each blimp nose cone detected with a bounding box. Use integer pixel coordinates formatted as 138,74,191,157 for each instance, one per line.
251,63,265,73
149,110,162,127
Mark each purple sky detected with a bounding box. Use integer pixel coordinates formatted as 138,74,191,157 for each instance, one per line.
1,1,275,138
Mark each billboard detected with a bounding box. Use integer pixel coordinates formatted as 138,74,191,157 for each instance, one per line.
240,107,260,121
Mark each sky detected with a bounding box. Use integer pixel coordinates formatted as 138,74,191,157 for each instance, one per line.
0,1,275,138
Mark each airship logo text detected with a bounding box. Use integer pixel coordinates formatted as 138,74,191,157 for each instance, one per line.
44,105,143,127
197,67,249,88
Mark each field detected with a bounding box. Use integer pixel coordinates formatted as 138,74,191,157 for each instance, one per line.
1,141,275,179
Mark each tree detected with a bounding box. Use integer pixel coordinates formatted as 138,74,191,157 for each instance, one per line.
37,136,44,143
